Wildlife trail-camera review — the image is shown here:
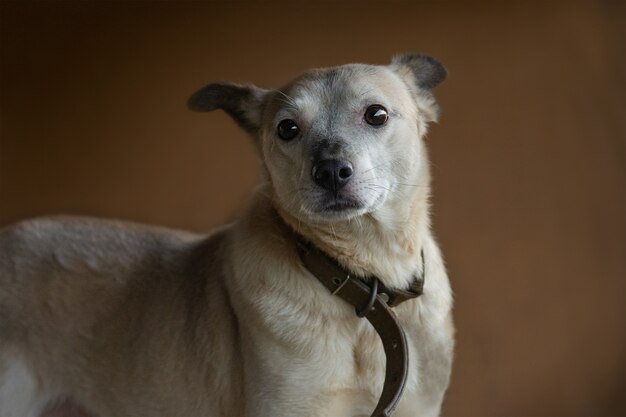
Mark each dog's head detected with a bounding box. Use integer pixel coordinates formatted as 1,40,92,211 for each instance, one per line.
188,54,446,224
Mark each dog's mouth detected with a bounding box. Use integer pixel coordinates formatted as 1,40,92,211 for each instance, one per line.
318,194,364,213
322,199,362,212
294,179,391,221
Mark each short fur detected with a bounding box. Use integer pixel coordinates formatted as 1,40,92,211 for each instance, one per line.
0,54,454,417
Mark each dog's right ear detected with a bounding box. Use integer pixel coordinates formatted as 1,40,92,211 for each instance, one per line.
187,82,268,136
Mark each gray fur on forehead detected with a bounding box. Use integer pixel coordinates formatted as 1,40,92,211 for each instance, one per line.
281,64,381,94
268,64,388,114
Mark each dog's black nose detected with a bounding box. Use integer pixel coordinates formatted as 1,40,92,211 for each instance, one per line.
312,159,353,192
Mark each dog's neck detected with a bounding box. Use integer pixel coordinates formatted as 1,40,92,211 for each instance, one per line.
272,174,430,290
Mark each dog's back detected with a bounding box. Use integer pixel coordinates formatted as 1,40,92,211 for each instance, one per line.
0,216,201,345
0,217,242,417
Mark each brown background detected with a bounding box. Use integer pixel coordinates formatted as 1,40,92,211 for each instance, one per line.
1,1,625,416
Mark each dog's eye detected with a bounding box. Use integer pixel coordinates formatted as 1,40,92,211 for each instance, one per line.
364,105,388,126
277,119,300,141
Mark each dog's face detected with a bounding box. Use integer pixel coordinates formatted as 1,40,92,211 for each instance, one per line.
188,55,446,223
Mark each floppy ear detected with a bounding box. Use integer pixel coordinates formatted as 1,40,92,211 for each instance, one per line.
390,53,447,122
187,82,268,135
391,53,447,90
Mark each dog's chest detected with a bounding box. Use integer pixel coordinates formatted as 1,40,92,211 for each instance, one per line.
232,256,409,396
227,218,447,415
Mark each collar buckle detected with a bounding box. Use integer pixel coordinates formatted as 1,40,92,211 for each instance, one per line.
356,278,379,318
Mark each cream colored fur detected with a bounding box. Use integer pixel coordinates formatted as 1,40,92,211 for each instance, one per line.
0,55,453,417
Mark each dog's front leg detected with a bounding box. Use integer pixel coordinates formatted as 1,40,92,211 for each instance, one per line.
245,375,371,417
242,348,334,417
241,330,371,417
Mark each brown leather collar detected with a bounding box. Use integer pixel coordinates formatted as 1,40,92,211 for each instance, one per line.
294,235,425,417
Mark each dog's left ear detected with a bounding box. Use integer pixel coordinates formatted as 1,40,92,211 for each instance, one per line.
390,54,447,122
390,53,447,90
187,82,268,136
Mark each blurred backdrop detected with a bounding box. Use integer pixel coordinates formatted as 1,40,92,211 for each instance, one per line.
1,1,625,416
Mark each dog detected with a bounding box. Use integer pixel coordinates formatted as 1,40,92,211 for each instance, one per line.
0,54,454,417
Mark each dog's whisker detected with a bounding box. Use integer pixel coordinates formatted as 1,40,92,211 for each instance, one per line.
276,90,299,110
359,161,392,175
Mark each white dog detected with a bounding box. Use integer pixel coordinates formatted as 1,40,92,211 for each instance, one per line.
0,54,454,417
